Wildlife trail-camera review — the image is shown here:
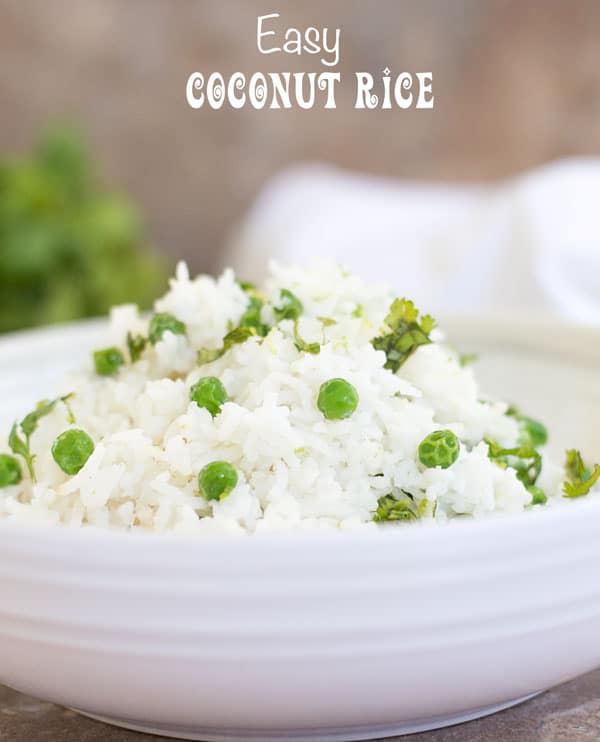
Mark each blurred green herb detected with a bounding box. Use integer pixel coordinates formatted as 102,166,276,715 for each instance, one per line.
0,124,168,333
458,352,478,367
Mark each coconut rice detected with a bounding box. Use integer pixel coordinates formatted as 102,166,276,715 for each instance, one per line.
0,262,596,534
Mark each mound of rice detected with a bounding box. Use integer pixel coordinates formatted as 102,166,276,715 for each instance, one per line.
0,262,593,534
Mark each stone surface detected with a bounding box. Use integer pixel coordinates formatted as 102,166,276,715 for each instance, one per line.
2,671,600,741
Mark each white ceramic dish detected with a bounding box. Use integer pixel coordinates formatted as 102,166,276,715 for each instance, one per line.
0,317,599,741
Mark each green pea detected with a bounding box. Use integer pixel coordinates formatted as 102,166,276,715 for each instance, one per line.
198,461,238,501
0,454,22,487
93,347,125,376
528,485,547,506
148,312,186,345
418,430,460,469
519,416,548,448
190,377,228,416
273,289,303,322
317,378,359,420
52,429,95,475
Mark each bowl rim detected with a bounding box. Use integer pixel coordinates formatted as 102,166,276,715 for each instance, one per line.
0,494,598,551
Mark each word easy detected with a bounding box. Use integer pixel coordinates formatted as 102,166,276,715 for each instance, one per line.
256,13,341,67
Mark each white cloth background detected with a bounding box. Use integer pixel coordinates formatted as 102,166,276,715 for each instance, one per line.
226,159,600,323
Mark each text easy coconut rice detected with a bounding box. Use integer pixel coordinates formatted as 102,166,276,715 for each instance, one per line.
0,262,598,534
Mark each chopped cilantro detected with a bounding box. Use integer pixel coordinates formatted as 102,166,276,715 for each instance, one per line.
293,320,320,354
8,425,29,478
373,492,429,522
237,281,270,337
62,396,76,424
563,449,600,498
273,289,303,322
198,327,257,366
486,439,542,488
518,416,548,448
239,295,270,337
506,406,548,448
459,352,478,367
127,332,148,363
21,396,74,437
9,394,74,480
527,485,547,505
371,298,436,372
148,313,186,345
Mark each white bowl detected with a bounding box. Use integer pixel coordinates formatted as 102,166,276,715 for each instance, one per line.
0,317,599,741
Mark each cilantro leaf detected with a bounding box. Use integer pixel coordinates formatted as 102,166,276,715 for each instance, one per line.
486,439,542,488
527,485,547,505
8,394,74,481
237,282,271,337
197,327,257,366
563,449,600,498
564,469,600,497
21,395,73,437
566,449,587,482
273,289,303,322
197,348,223,366
9,423,32,480
127,332,147,362
506,406,548,448
373,492,429,523
459,352,478,367
239,295,270,337
63,395,76,424
223,326,256,350
21,395,72,437
148,313,186,345
292,320,320,355
371,298,436,372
